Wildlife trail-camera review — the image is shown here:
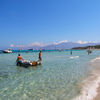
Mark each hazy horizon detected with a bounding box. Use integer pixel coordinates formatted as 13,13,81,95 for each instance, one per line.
0,40,100,50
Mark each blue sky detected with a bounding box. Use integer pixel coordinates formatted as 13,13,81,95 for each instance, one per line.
0,0,100,49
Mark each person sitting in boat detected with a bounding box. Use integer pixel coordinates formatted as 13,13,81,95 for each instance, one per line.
16,54,24,66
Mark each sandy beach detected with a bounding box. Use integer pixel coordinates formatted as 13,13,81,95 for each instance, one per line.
94,85,100,100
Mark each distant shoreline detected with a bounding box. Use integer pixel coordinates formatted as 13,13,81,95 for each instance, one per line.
72,49,100,50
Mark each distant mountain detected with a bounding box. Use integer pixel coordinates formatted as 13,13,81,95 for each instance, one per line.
13,42,100,50
40,42,100,50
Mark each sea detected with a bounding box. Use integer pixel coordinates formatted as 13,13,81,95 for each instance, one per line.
0,50,100,100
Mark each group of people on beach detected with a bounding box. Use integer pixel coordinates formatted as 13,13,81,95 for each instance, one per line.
16,51,42,67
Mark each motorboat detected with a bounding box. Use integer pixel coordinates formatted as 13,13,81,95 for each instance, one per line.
3,49,12,53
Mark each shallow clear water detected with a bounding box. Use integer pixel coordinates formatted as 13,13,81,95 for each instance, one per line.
0,50,100,100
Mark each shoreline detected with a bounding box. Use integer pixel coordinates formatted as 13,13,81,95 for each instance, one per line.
91,57,100,100
74,56,100,100
89,57,100,100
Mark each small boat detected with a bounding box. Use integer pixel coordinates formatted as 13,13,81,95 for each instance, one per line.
28,49,33,50
17,60,41,67
3,49,12,53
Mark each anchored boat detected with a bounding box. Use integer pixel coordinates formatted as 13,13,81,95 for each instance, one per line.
3,49,12,53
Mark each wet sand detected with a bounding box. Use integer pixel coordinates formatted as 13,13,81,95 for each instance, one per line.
94,84,100,100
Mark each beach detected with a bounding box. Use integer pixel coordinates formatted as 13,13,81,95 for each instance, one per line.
93,58,100,100
94,85,100,100
87,56,100,100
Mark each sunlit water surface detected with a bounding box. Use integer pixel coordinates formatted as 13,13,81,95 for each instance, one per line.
0,50,100,100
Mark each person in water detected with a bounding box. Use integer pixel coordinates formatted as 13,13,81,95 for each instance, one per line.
70,51,72,55
39,51,42,61
87,50,92,55
16,54,24,66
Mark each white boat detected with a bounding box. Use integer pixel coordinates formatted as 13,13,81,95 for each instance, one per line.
3,49,12,53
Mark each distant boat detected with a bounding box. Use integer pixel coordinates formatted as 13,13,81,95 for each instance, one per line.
41,49,45,51
57,49,63,52
28,49,33,50
3,49,12,53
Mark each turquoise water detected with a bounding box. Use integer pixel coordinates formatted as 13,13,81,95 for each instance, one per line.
0,50,100,100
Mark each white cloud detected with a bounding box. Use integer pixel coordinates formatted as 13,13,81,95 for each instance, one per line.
53,40,68,45
16,45,25,48
88,41,98,43
11,40,99,49
30,42,45,47
77,41,88,44
77,40,99,44
15,40,69,48
16,42,46,48
10,44,14,47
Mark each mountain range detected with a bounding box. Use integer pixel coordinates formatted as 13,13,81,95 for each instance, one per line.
26,42,100,50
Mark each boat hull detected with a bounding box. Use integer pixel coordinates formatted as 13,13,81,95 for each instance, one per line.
3,50,12,53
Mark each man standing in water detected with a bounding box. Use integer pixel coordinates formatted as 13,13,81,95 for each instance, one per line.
39,51,42,61
31,51,42,66
70,50,72,55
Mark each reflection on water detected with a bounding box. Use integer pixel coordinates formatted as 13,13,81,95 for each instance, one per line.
17,64,43,72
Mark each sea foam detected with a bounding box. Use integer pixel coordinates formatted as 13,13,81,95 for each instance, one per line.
70,56,79,59
91,57,100,62
74,56,100,100
74,76,100,100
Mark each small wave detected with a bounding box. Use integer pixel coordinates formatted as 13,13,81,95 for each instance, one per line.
74,75,100,100
91,57,100,62
74,56,100,100
70,56,79,59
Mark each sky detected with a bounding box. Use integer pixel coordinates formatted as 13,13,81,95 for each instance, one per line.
0,0,100,49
